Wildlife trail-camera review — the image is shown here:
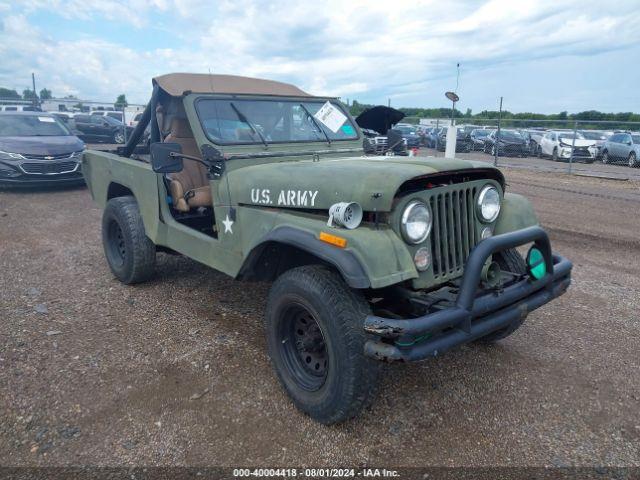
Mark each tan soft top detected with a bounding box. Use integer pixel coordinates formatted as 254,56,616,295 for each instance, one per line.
152,73,313,98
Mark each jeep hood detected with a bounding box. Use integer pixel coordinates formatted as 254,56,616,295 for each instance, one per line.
228,155,502,212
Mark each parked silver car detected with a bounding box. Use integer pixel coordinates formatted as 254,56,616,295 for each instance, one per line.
601,132,640,167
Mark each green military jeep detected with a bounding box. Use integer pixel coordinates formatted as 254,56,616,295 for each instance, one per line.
82,73,572,424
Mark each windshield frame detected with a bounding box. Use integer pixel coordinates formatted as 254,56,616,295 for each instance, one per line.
194,96,360,146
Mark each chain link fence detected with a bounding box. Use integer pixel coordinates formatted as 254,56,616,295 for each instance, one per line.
408,118,640,178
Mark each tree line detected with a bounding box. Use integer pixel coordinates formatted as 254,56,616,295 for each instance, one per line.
348,100,640,129
0,87,128,109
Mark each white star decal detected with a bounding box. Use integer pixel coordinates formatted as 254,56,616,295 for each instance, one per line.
222,214,234,234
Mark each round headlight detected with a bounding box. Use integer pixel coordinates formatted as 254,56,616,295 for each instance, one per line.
477,185,501,223
401,201,431,244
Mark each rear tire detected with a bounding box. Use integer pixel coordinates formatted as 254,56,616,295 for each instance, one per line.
476,249,528,343
265,265,380,424
102,196,156,284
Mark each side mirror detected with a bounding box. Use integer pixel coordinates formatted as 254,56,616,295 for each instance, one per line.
150,142,184,173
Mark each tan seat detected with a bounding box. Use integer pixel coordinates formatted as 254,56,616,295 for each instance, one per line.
164,118,212,212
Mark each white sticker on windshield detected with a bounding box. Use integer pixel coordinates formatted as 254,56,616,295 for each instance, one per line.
313,101,347,133
38,116,55,123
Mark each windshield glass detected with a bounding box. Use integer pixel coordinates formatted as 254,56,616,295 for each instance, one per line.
557,131,585,140
103,116,123,126
0,115,70,136
473,129,489,137
581,131,608,140
499,130,523,141
396,125,416,135
196,98,358,145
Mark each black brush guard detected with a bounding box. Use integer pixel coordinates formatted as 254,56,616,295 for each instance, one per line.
363,226,572,362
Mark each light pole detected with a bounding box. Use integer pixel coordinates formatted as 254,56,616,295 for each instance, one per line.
444,91,460,158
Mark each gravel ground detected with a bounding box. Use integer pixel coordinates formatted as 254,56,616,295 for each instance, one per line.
0,167,639,468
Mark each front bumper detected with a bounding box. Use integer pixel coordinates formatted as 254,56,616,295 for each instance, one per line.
363,226,572,362
496,143,526,155
0,175,85,187
0,159,84,187
559,148,595,160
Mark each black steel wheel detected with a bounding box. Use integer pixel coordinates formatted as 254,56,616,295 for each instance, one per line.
265,265,380,424
278,303,328,391
102,196,156,284
105,219,126,268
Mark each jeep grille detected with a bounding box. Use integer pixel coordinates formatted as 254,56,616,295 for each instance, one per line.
429,186,479,278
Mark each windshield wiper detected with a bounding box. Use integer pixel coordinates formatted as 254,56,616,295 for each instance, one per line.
229,102,268,148
300,103,331,146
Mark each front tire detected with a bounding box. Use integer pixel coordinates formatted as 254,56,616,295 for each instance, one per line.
602,150,610,164
113,131,125,144
629,152,637,168
552,147,559,162
102,196,156,284
265,265,380,424
476,249,528,343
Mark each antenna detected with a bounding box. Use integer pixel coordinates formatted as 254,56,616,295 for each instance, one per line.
208,67,215,92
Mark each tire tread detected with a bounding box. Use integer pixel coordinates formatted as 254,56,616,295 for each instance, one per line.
266,265,379,424
102,196,155,284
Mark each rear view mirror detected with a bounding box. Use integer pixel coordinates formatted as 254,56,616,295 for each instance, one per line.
150,142,184,173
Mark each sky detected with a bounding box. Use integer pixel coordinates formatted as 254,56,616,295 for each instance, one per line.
0,0,639,114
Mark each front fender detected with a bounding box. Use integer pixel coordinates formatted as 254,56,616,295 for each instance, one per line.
494,193,538,235
237,206,417,289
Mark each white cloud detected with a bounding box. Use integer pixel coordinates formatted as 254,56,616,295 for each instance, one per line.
1,0,639,111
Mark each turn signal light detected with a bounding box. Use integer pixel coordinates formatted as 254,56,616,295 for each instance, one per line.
319,231,347,248
526,247,547,280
